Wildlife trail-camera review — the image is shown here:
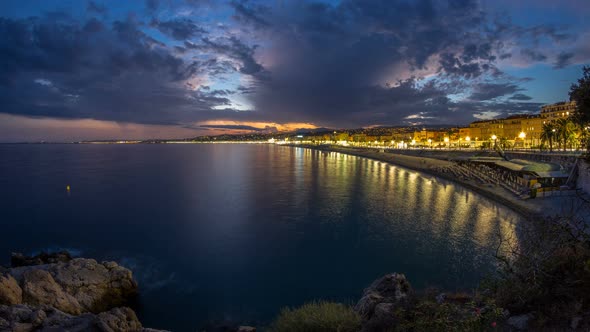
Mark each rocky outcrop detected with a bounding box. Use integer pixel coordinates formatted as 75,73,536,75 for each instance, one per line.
0,252,167,332
507,313,533,330
0,274,21,305
355,273,412,318
355,273,412,331
0,304,164,332
8,258,137,313
21,269,81,314
11,251,72,267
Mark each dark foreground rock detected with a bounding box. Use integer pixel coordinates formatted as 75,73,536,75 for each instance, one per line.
0,304,160,332
11,252,72,268
355,273,412,331
0,252,168,332
351,273,505,331
5,257,137,314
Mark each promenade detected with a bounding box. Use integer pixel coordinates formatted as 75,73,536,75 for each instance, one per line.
291,144,588,222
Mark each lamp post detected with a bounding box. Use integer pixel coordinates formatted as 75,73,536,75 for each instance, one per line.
552,128,556,153
491,134,497,150
519,132,526,150
465,136,471,149
428,138,432,149
444,137,449,150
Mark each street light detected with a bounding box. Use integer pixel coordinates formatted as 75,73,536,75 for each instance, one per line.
519,132,526,150
444,137,449,149
491,135,497,150
427,139,432,149
465,136,471,149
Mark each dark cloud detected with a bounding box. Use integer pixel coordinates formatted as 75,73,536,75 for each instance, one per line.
245,0,528,126
524,24,572,43
230,0,270,29
439,53,483,79
509,93,533,101
0,0,584,134
87,1,107,15
145,0,159,12
553,52,574,69
462,43,496,62
190,37,265,76
469,83,523,101
151,18,205,40
0,14,237,125
520,48,547,62
461,100,544,120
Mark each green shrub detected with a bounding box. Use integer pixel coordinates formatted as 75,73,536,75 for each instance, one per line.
270,301,361,332
392,298,503,332
489,215,590,328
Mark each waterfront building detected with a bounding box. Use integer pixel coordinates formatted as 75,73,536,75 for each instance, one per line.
285,101,578,149
540,101,576,120
412,130,446,144
456,101,577,148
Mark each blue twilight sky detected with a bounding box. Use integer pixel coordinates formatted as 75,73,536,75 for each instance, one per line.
0,0,589,141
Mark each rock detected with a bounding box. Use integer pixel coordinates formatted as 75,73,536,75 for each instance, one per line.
507,313,533,330
237,326,256,332
10,322,33,332
0,252,167,331
0,273,22,305
0,304,169,332
30,308,46,326
571,316,582,330
361,302,397,331
96,307,143,331
51,259,137,312
9,258,137,313
21,269,81,315
355,273,412,319
11,251,72,267
102,261,118,270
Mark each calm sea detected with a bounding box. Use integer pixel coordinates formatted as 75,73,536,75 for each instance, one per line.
0,144,520,331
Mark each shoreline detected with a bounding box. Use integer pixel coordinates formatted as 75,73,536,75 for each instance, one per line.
287,144,555,222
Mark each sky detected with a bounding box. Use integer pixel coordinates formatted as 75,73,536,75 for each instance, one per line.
0,0,589,142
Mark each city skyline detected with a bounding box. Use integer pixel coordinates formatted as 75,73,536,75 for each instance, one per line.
1,0,590,142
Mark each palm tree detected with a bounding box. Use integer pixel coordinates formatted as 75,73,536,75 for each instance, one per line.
579,127,590,150
541,122,556,152
555,118,577,151
499,137,511,150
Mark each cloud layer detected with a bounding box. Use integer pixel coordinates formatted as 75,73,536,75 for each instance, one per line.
0,0,589,139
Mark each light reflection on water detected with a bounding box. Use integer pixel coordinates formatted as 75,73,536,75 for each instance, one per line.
0,144,519,331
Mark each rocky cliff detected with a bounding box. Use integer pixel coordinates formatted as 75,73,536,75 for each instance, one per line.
0,252,168,332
